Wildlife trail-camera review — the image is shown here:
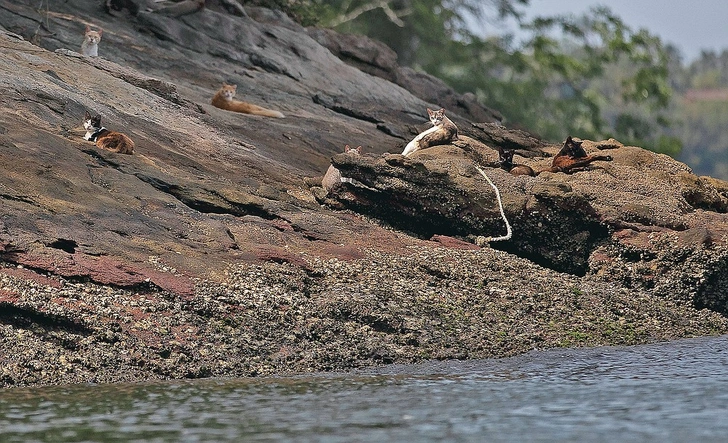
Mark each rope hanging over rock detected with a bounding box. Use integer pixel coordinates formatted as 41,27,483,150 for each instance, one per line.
474,164,512,245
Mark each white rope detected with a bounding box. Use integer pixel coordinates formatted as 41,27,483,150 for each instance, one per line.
474,165,512,245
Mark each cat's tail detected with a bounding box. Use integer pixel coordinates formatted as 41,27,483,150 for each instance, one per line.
250,105,285,118
257,109,285,118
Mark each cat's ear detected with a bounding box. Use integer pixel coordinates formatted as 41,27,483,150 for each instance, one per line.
230,84,237,90
85,25,90,33
427,108,434,116
94,114,102,122
97,28,103,37
84,110,91,120
344,144,350,152
438,108,445,114
355,146,362,153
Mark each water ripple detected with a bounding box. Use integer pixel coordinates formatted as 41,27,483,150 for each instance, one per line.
2,335,728,442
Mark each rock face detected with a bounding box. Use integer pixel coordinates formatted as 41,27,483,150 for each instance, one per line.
320,137,728,280
306,27,503,124
1,0,728,387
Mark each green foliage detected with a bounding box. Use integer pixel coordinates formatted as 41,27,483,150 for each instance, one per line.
673,98,728,179
653,48,728,179
683,49,728,89
306,1,679,156
474,6,674,150
263,1,725,167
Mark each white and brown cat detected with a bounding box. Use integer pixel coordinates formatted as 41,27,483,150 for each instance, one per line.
80,25,102,57
402,108,459,156
83,111,134,154
211,83,285,118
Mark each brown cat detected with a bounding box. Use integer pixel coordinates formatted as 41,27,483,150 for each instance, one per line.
540,136,612,174
402,108,459,156
83,111,135,154
322,145,361,192
498,146,536,176
80,25,102,57
210,83,285,118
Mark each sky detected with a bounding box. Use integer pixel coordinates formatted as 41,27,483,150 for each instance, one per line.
487,0,728,63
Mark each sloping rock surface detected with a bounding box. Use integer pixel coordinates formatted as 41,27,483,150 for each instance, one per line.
1,0,728,387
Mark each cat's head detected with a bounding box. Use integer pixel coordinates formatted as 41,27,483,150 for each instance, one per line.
427,108,446,125
344,145,362,154
84,25,102,44
498,146,514,165
219,83,237,100
562,136,586,158
83,111,102,130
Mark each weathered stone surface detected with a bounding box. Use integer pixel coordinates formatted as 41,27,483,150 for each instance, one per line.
308,27,503,124
1,0,728,388
321,135,728,292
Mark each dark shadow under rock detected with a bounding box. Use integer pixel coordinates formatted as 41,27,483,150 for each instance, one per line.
318,143,611,275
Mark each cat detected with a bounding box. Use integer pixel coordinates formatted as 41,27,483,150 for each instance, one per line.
540,136,612,174
322,145,361,192
210,83,285,118
402,108,459,156
498,146,536,176
80,25,102,57
83,111,135,154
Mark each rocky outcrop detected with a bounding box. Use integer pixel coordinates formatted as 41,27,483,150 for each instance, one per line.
1,0,727,387
315,136,728,311
307,27,503,124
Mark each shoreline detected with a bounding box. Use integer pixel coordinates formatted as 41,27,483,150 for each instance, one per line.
3,245,727,388
4,319,727,391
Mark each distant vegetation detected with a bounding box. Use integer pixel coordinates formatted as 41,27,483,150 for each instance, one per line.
669,49,728,179
248,0,728,180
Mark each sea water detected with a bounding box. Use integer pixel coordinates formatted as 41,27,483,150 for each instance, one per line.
1,335,727,442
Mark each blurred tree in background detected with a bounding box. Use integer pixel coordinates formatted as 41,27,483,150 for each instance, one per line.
669,49,728,180
247,1,728,179
305,0,678,154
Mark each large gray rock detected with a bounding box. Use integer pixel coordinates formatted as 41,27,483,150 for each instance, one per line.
307,27,503,124
1,0,728,388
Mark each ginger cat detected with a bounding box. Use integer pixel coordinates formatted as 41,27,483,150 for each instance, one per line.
83,111,134,154
80,25,102,57
402,108,459,156
210,83,285,118
540,136,612,174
